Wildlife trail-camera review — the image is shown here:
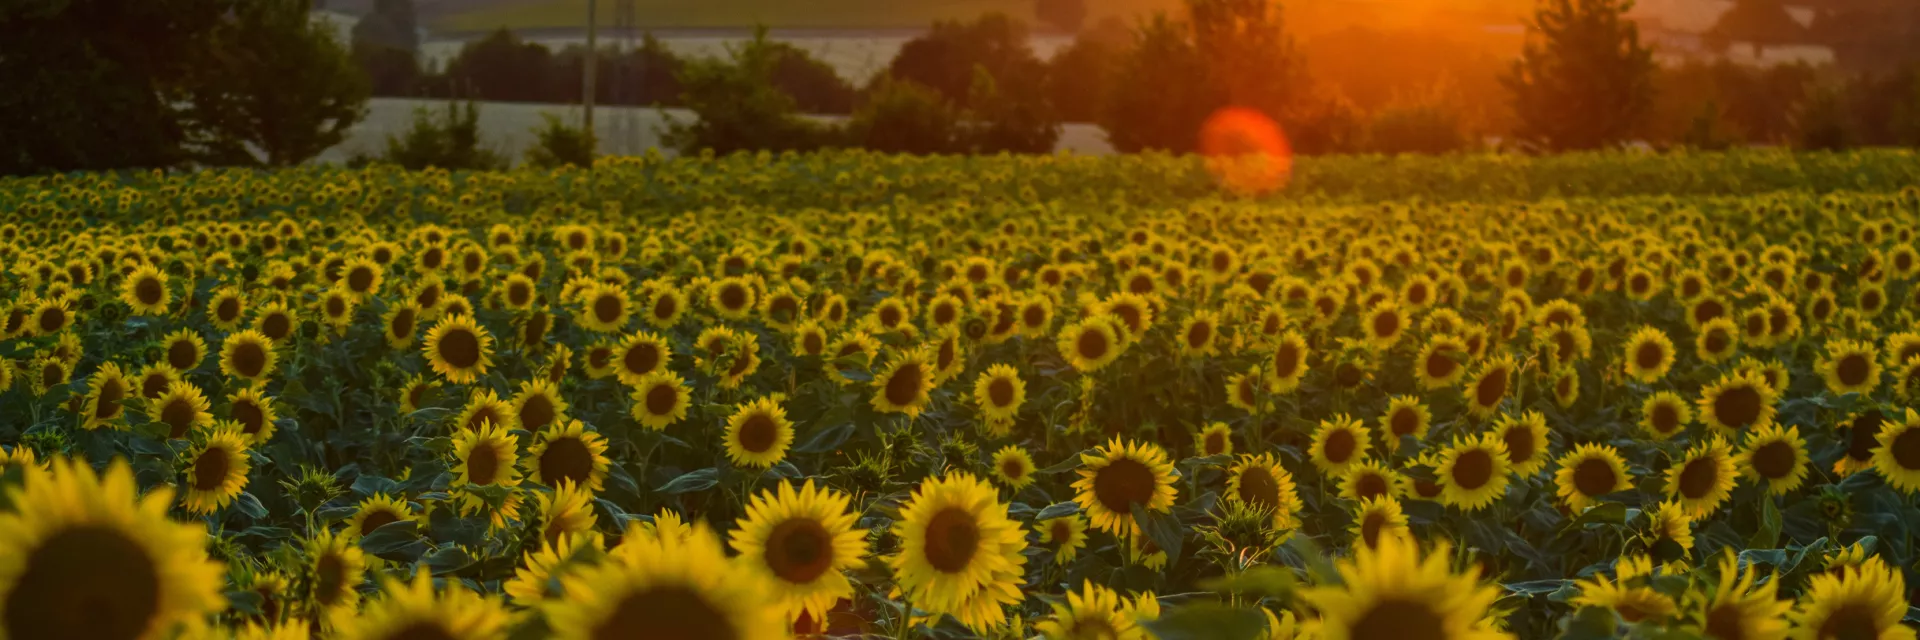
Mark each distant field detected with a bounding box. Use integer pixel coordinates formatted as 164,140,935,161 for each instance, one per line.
435,0,1183,32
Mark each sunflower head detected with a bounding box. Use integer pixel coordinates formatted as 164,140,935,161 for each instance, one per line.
724,394,795,470
1071,438,1179,538
1301,535,1507,640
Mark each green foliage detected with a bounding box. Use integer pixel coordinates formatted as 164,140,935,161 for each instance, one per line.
440,29,558,103
1100,0,1320,154
1504,0,1658,151
1046,18,1130,123
961,65,1062,153
1100,13,1219,153
373,101,506,170
1363,93,1473,155
660,27,837,155
186,0,370,167
847,80,962,154
523,113,598,168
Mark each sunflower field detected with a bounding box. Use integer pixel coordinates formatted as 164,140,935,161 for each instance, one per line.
3,150,1920,640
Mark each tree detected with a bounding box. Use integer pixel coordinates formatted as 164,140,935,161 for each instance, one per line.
439,29,557,102
185,0,370,166
661,28,834,155
1035,0,1088,32
961,65,1061,153
885,14,1044,109
1099,13,1220,152
1503,0,1657,151
1047,17,1129,122
847,80,961,154
1099,0,1310,154
352,0,422,96
1707,0,1807,58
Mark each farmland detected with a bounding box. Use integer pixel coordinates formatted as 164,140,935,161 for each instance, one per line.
2,149,1920,638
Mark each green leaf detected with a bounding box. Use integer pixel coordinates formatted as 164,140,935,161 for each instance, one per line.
224,589,264,616
657,468,719,494
1040,450,1093,475
1504,579,1573,595
233,492,269,520
425,547,477,575
352,474,403,497
360,520,421,555
1140,602,1267,640
793,422,853,454
1748,497,1782,550
1132,502,1183,569
1282,535,1341,586
1557,605,1618,640
1197,565,1295,599
1568,502,1628,528
1035,502,1081,521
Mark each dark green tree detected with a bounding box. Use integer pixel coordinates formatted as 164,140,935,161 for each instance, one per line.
847,80,961,154
352,0,422,96
1503,0,1658,151
661,28,834,155
1046,17,1129,123
440,29,557,102
186,0,370,166
1099,13,1219,152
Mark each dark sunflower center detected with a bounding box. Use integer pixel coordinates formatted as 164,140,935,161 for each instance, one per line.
719,285,747,311
1020,306,1044,328
1704,330,1729,355
93,380,124,420
466,441,500,486
1572,458,1617,497
1050,520,1072,542
1892,429,1920,471
315,553,346,606
1186,321,1212,348
230,341,267,378
1205,432,1227,455
1076,329,1110,361
1817,604,1881,640
1237,467,1282,511
192,447,230,491
216,298,240,322
531,436,593,487
1336,362,1366,388
391,309,416,339
883,363,924,407
1093,458,1157,515
1348,597,1446,640
135,277,164,305
1651,403,1681,434
359,510,401,537
1635,342,1665,371
347,268,374,292
161,398,197,439
1836,354,1872,387
652,295,678,320
1678,457,1719,499
1324,429,1357,464
465,407,503,432
802,333,824,354
736,414,779,453
622,343,660,376
1474,367,1508,407
1713,385,1762,430
1000,457,1027,480
1274,343,1302,378
987,378,1016,408
1113,306,1142,334
1849,412,1885,461
230,401,265,436
1354,472,1391,501
1751,441,1796,479
1371,311,1399,338
1451,449,1493,489
765,518,834,584
262,313,291,341
519,395,556,431
386,621,462,640
325,297,346,318
923,507,982,573
1361,511,1388,549
3,526,161,640
168,340,198,370
1503,426,1536,466
437,328,481,369
593,294,623,323
509,283,532,306
1390,408,1419,437
37,307,66,333
645,384,679,416
41,363,62,390
1703,603,1745,640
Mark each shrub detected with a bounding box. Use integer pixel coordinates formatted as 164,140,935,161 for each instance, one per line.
524,113,596,168
377,101,505,170
847,80,960,154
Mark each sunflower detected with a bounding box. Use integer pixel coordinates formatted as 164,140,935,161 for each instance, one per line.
1536,323,1592,372
161,328,207,372
1035,581,1148,640
1553,443,1631,514
529,420,610,492
1057,316,1122,373
1071,438,1179,538
0,458,224,639
991,446,1037,490
1380,395,1432,452
381,303,421,349
503,532,602,605
253,301,297,343
422,314,494,385
724,395,795,470
344,494,417,538
1300,534,1510,640
716,334,762,389
572,283,631,333
450,422,521,521
340,257,383,300
870,348,934,417
611,330,671,387
1362,301,1408,351
535,484,599,546
1268,331,1310,393
1572,556,1678,625
181,426,252,515
1492,411,1551,477
1178,310,1222,357
547,521,780,640
973,364,1025,424
317,287,357,331
1435,433,1511,512
29,297,71,335
217,330,276,382
1697,371,1777,435
82,362,131,430
1696,317,1740,364
1195,422,1234,457
629,371,690,430
1463,355,1515,418
729,480,868,624
1309,415,1372,478
1738,423,1810,495
1666,436,1738,517
1694,552,1791,640
888,472,1028,632
1788,556,1911,640
332,572,508,640
205,287,246,331
642,284,687,328
1039,515,1090,565
1643,501,1696,564
304,529,367,621
1224,452,1305,530
1639,391,1693,440
452,389,518,432
120,263,171,315
1871,409,1920,494
1338,460,1405,504
152,380,213,439
1227,367,1265,413
1622,326,1676,383
1818,339,1881,396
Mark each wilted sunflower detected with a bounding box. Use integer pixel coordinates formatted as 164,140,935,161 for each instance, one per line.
888,472,1029,632
629,371,690,430
991,446,1037,490
1058,316,1121,373
1072,438,1179,538
153,380,213,439
1738,423,1809,495
1871,408,1920,494
1788,556,1911,640
161,328,207,372
973,364,1025,424
1553,443,1631,514
181,426,252,515
611,330,670,387
870,348,934,417
1195,422,1234,457
1818,339,1881,396
1698,371,1777,435
345,493,417,538
724,394,795,469
1622,326,1676,383
529,420,610,491
1309,415,1371,478
1039,514,1090,565
1572,555,1677,625
1436,433,1511,512
1380,395,1432,451
1463,355,1515,418
1301,534,1511,640
1035,581,1148,640
120,263,171,315
423,314,494,385
1268,331,1310,393
332,572,508,640
1666,435,1737,517
0,458,224,639
729,480,868,624
1693,552,1791,640
218,330,276,382
82,362,131,430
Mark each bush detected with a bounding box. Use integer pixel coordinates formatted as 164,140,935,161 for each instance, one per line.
524,113,596,168
376,101,505,170
661,27,835,155
847,80,960,154
1364,92,1472,155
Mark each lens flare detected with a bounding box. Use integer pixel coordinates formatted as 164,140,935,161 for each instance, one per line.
1200,107,1292,195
